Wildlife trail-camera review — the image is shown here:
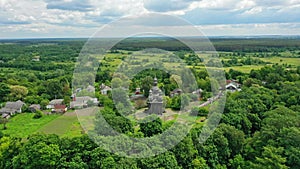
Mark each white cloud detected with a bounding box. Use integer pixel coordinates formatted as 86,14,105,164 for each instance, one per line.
243,6,263,15
0,0,299,38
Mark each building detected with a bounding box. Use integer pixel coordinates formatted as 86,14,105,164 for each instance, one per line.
170,88,182,97
192,88,203,100
0,100,25,117
29,104,41,112
100,83,112,95
135,88,141,95
70,95,99,109
46,99,64,109
145,77,164,115
53,105,67,113
226,80,242,92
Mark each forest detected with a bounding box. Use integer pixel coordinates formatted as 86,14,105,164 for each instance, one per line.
0,37,299,169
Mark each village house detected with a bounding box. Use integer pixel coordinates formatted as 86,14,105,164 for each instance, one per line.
29,104,41,112
70,95,99,109
192,88,203,100
46,99,64,109
170,88,182,97
0,100,25,118
100,83,112,95
53,105,67,113
226,80,242,92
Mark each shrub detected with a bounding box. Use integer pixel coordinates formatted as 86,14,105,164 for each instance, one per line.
33,110,43,119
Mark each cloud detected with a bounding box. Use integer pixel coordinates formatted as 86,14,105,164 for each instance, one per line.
0,0,300,38
143,0,198,12
46,0,93,11
182,3,300,25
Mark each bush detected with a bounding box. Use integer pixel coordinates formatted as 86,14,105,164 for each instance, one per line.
198,108,209,116
33,110,43,119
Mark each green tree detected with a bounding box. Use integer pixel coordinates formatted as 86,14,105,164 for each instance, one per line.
250,146,288,169
101,157,116,169
13,142,61,168
0,83,10,102
140,115,163,137
141,76,153,97
8,85,28,101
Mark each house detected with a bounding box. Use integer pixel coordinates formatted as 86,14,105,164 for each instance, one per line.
1,113,10,119
70,96,99,109
46,99,64,109
0,100,25,117
53,105,67,113
192,89,203,100
100,83,112,95
135,88,141,95
226,83,241,92
29,104,41,112
86,85,95,93
170,88,182,97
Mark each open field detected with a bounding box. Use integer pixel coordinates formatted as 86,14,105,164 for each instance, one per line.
0,113,60,138
259,57,300,67
38,111,83,137
0,111,83,138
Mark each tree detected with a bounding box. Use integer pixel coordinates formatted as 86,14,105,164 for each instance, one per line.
140,115,163,137
33,110,43,119
139,152,180,169
8,85,28,100
141,76,153,97
191,157,209,169
13,142,61,168
40,99,49,110
0,136,21,169
101,157,116,169
249,146,288,169
0,118,9,130
0,83,10,102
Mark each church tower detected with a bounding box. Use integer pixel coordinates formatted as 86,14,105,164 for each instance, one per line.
146,77,164,115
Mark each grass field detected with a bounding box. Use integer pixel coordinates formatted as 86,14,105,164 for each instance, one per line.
259,57,300,67
38,111,83,137
0,113,60,138
0,111,83,138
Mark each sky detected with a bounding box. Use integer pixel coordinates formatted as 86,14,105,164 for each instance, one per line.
0,0,300,38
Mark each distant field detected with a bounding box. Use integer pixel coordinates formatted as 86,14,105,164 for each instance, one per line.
0,113,60,138
224,65,265,73
259,57,300,67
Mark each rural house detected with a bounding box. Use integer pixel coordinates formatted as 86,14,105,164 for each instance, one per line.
29,104,41,112
70,96,99,109
0,100,25,118
100,83,112,95
46,99,64,109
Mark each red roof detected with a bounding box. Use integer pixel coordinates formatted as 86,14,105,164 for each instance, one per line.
54,105,66,110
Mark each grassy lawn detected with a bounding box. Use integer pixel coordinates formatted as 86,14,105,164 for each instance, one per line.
224,65,265,73
0,113,60,138
259,57,300,67
38,111,83,138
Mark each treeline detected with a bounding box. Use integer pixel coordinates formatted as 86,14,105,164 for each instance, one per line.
111,37,300,52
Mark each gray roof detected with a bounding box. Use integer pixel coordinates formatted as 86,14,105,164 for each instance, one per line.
49,99,64,105
4,100,25,110
29,104,41,109
70,96,98,108
0,100,25,114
